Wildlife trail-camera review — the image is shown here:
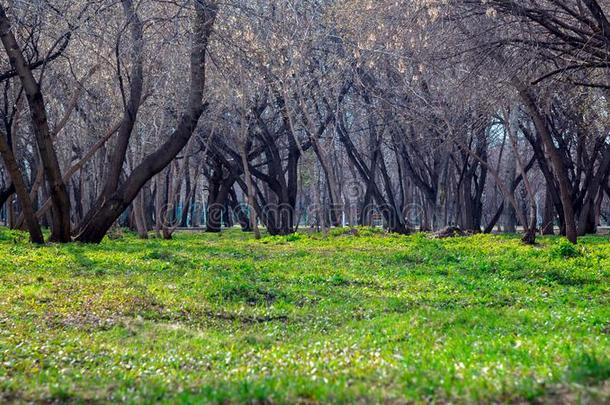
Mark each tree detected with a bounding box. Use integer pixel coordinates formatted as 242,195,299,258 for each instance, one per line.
0,5,71,242
75,0,218,243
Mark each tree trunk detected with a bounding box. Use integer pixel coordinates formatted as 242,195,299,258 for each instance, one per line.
0,131,44,243
503,142,517,233
206,161,236,233
0,6,71,242
542,187,555,235
506,107,537,244
577,144,610,235
180,165,193,227
240,142,260,239
511,77,577,243
75,0,218,243
101,0,144,197
309,137,341,227
133,190,148,239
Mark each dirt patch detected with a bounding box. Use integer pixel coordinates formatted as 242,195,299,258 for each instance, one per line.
199,309,288,324
45,310,122,331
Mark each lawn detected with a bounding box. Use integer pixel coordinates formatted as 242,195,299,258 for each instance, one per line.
0,227,609,403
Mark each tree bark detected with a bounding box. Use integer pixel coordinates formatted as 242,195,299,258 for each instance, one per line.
542,187,555,235
102,0,144,197
506,107,537,244
577,143,610,235
503,142,517,233
240,141,260,239
75,0,218,243
510,77,577,243
0,5,71,242
0,131,43,243
133,190,148,239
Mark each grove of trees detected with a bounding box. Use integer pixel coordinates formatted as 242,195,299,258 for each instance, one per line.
2,0,610,245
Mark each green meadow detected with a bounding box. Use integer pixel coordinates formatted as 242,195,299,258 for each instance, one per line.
0,228,609,403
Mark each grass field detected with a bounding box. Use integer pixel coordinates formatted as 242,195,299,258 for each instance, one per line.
0,227,609,403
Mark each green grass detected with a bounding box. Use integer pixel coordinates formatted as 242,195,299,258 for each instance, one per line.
0,227,609,403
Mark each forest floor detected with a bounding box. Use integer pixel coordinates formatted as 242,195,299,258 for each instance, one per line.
0,228,609,403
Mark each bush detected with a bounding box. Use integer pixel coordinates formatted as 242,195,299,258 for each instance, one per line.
550,238,581,259
0,228,29,243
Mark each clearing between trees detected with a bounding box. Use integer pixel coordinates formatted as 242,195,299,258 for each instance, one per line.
0,228,609,403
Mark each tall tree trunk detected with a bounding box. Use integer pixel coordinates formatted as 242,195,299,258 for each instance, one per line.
240,142,260,239
180,165,192,227
506,107,537,244
102,0,144,197
154,177,163,237
0,6,71,242
162,162,179,239
511,78,577,243
503,143,517,233
75,0,218,243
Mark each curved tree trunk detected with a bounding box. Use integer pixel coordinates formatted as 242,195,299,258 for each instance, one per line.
101,0,144,198
0,6,71,242
510,77,577,243
75,0,218,243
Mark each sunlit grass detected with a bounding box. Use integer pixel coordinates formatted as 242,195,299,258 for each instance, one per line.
0,227,608,403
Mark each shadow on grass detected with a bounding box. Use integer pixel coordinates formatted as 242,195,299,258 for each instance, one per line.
568,352,610,385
